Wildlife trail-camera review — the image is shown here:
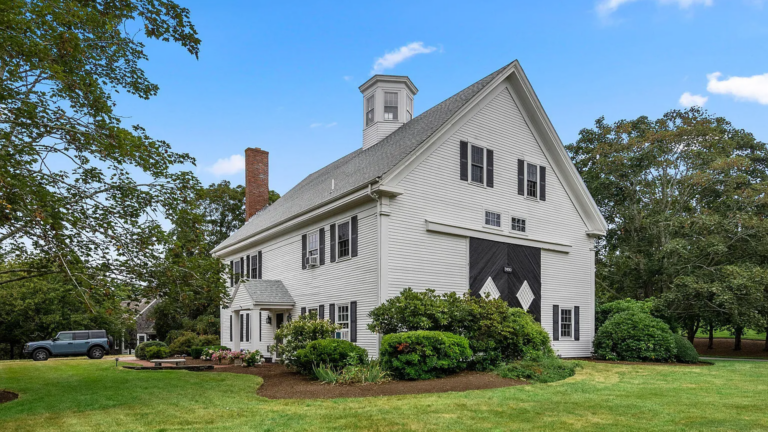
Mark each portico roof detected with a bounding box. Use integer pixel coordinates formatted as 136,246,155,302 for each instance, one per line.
228,279,295,309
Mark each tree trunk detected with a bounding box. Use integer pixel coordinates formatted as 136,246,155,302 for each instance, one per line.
686,322,696,343
734,327,743,351
708,325,714,350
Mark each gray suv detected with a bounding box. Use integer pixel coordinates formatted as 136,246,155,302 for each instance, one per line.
23,330,113,361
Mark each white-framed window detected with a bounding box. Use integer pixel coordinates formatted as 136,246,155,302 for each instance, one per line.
335,304,350,340
384,91,398,121
365,94,375,127
526,162,539,199
250,254,258,279
484,210,501,229
233,259,242,283
307,306,319,318
560,308,573,340
511,217,526,233
336,219,351,260
307,230,319,266
470,144,485,185
406,95,413,121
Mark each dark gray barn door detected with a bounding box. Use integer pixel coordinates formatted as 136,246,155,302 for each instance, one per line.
469,238,542,322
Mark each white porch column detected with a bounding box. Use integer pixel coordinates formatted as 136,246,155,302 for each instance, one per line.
232,310,241,352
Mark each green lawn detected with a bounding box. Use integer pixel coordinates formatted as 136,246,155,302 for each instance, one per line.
695,329,766,340
1,359,767,431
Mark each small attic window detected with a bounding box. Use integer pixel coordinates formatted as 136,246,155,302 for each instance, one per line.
406,95,413,121
384,92,398,121
366,95,375,127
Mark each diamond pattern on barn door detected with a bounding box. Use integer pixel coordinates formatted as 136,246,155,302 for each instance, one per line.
516,280,535,311
479,277,501,299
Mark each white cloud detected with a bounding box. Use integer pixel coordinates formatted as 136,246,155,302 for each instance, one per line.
325,122,337,128
343,76,353,81
707,72,768,104
597,0,712,15
310,123,323,128
371,42,436,75
206,154,244,176
679,92,708,107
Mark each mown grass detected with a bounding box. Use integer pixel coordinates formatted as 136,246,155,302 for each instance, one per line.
1,359,767,431
695,328,766,340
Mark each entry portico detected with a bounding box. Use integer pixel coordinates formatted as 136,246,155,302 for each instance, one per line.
226,279,294,352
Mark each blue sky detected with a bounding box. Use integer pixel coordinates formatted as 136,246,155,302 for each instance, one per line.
118,0,768,195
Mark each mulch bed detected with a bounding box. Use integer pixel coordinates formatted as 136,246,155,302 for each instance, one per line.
694,338,768,359
0,390,19,404
203,363,528,399
573,358,713,367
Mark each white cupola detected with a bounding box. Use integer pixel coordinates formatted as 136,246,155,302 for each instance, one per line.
359,75,418,149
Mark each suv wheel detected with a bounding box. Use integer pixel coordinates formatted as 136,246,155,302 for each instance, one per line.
32,349,49,362
88,346,105,360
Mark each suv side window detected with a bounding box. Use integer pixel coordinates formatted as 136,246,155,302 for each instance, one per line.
57,332,73,341
89,330,106,339
74,332,90,341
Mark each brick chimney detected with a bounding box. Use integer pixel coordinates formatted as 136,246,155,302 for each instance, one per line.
245,147,269,220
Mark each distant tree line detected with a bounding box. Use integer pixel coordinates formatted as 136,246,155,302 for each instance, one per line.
568,108,768,351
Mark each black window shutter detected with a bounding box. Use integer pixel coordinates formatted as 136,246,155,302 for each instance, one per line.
319,227,326,265
574,306,580,341
486,149,494,188
301,307,306,316
301,234,307,270
460,140,469,181
229,314,232,342
517,159,525,196
553,305,560,341
540,166,547,201
246,255,250,278
240,315,244,343
319,304,325,320
329,304,335,324
330,224,336,263
259,311,262,342
350,301,357,343
257,250,263,279
246,313,250,342
230,261,234,287
351,216,359,257
240,257,244,278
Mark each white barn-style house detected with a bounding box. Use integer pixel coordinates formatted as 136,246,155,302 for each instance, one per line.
212,61,607,359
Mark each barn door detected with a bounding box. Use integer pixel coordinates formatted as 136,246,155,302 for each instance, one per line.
469,238,542,322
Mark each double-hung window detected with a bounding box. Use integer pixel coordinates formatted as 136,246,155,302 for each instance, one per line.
471,145,485,184
511,217,526,233
308,306,319,318
250,254,258,279
526,162,538,198
384,92,398,121
335,304,350,340
307,230,319,266
485,210,501,228
406,95,413,121
337,220,351,259
365,95,375,126
233,260,241,283
560,308,573,339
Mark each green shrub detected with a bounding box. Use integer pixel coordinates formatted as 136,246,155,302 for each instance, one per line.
595,299,654,331
673,334,700,364
593,311,676,362
494,352,581,383
135,341,168,360
190,347,204,359
269,313,341,366
244,350,262,367
197,335,220,347
144,345,170,360
168,333,200,355
200,345,228,360
312,360,391,385
380,331,472,380
164,330,194,346
368,289,553,370
293,339,368,375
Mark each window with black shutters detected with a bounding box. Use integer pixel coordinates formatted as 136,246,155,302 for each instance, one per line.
560,308,573,339
471,145,484,184
337,220,351,259
233,259,241,283
306,230,320,266
250,254,258,279
526,162,538,198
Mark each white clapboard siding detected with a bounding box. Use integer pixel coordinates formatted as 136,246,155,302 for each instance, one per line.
386,82,595,357
220,202,380,357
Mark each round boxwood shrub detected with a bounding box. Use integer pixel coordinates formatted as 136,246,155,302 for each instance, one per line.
593,311,676,362
381,331,472,380
135,341,168,360
672,334,700,364
595,299,654,331
168,333,200,355
197,335,220,347
293,339,368,375
144,345,170,360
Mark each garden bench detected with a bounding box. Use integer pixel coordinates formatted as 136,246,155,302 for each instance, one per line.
150,359,186,367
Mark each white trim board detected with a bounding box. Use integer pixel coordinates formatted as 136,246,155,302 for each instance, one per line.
425,219,571,253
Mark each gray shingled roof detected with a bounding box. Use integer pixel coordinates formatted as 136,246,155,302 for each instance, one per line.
242,280,295,305
213,62,512,253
